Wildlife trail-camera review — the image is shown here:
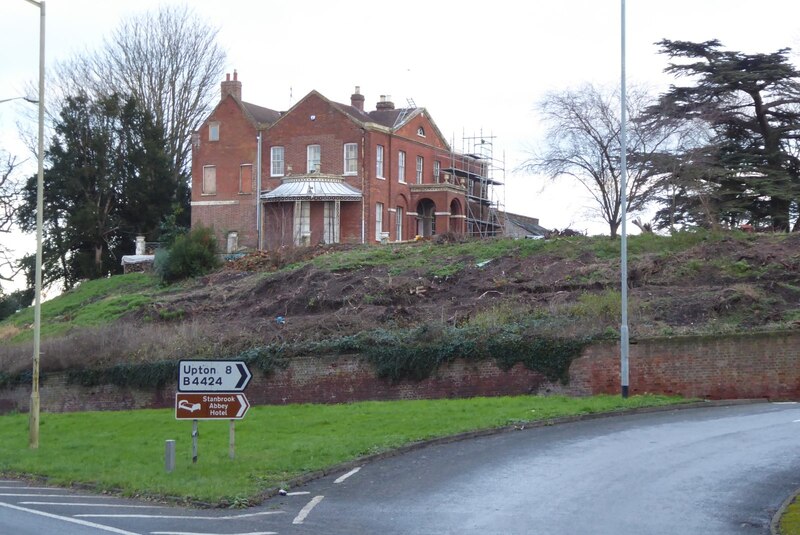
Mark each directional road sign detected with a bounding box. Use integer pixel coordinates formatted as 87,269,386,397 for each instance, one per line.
178,360,252,392
175,393,251,420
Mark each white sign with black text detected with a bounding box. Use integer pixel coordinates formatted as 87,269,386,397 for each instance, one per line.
178,360,252,392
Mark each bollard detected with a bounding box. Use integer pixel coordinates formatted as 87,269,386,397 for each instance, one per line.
165,440,176,473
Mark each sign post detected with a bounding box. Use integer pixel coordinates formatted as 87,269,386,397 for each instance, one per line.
229,420,235,460
176,360,252,463
192,420,198,464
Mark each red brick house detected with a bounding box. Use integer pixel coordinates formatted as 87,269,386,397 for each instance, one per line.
191,72,502,252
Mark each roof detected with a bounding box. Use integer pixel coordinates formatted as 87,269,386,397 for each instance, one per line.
500,211,550,236
242,101,281,125
262,174,362,202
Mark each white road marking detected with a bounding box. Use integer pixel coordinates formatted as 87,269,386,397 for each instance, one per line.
293,495,324,524
286,491,310,496
0,501,140,535
151,532,277,535
793,419,800,423
76,511,283,519
773,402,797,404
21,501,166,508
0,493,115,498
0,486,73,490
334,466,362,484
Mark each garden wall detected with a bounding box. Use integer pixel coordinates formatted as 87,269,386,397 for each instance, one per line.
1,331,798,414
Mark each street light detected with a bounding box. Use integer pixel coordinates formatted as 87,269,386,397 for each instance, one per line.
620,0,630,398
0,96,38,105
23,0,45,449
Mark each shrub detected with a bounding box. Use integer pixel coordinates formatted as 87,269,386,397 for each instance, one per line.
155,226,220,283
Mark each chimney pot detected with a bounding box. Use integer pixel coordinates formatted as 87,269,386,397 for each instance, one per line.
376,94,395,111
221,70,243,102
351,85,365,112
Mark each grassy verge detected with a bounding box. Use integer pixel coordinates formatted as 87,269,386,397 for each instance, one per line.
2,272,161,342
780,497,800,534
0,394,689,504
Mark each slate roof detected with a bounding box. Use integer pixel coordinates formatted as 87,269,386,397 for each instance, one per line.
242,101,282,125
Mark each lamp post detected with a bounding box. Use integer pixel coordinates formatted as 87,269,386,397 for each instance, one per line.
23,0,45,449
620,0,630,398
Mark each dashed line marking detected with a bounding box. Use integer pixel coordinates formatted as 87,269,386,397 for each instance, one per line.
0,486,74,490
286,491,310,496
293,495,324,524
151,532,277,535
793,419,800,423
0,501,139,535
75,511,283,520
0,493,116,498
21,501,166,508
334,466,362,484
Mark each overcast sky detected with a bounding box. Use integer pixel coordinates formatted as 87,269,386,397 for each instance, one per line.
2,0,800,290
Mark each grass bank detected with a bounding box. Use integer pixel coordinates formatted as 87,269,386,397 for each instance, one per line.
780,497,800,534
0,394,688,504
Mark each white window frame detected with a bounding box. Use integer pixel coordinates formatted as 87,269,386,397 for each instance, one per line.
398,150,406,183
202,165,216,195
396,206,403,242
294,200,311,246
416,155,423,184
375,202,384,241
344,143,358,175
417,126,425,137
376,145,385,179
307,144,321,173
271,146,284,177
323,201,340,244
433,160,440,182
209,122,219,141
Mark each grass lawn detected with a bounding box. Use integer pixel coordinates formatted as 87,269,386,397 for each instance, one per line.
780,497,800,534
0,394,689,504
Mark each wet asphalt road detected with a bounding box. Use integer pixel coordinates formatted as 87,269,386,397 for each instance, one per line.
291,402,800,534
2,402,800,534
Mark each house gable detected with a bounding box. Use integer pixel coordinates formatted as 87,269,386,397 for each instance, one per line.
393,109,450,151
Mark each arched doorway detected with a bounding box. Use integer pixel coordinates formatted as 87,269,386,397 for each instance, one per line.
416,199,436,237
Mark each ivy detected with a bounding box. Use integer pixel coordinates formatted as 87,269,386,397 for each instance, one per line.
0,370,34,389
10,325,591,391
66,360,177,389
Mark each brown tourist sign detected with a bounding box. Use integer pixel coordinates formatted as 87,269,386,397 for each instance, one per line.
175,392,251,420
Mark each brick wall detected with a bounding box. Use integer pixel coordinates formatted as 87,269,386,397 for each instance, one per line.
2,332,798,414
568,331,800,399
0,356,549,414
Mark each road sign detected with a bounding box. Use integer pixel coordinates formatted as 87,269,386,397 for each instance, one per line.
178,360,252,392
175,393,250,420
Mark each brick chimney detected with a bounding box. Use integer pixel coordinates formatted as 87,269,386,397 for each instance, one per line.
351,86,365,112
221,70,242,102
376,94,395,110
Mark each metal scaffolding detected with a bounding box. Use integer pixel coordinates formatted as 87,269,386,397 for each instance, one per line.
443,130,505,237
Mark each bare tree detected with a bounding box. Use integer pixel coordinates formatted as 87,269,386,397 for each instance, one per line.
52,4,226,184
0,150,23,282
521,84,681,237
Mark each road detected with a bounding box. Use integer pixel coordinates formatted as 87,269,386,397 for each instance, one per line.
2,402,799,534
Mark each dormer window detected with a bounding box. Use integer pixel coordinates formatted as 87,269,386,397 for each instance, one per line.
417,126,425,137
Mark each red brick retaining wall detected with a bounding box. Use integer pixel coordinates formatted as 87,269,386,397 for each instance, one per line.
1,332,798,414
569,331,800,400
